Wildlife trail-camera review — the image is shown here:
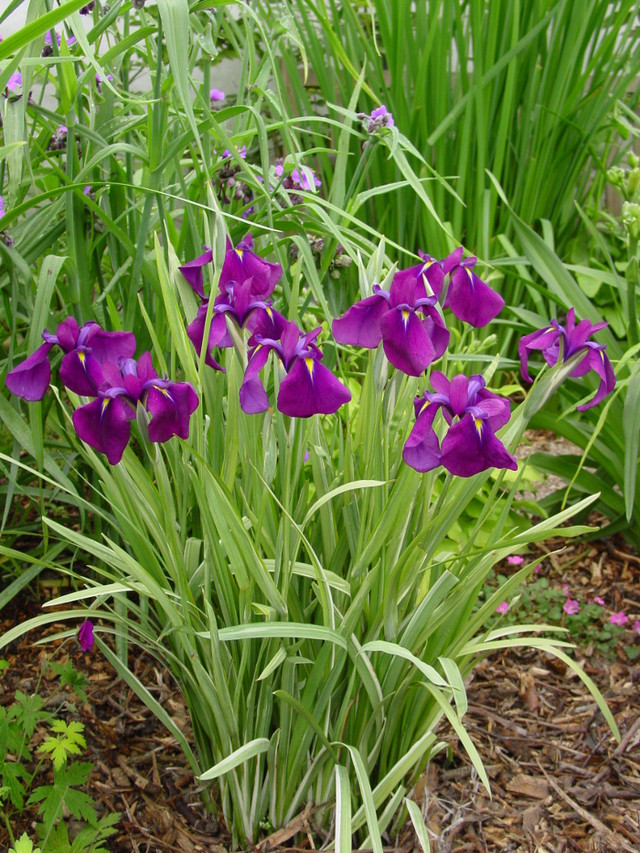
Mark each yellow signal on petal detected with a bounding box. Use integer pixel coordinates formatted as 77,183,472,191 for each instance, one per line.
235,248,243,259
78,351,86,366
401,309,410,327
419,400,430,415
474,417,483,437
305,358,315,377
101,398,109,414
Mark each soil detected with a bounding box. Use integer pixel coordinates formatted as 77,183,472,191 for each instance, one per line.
1,528,639,852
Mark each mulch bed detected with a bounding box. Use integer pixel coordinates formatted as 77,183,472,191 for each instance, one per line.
1,533,639,852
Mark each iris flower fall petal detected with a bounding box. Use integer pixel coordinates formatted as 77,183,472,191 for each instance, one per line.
442,249,505,327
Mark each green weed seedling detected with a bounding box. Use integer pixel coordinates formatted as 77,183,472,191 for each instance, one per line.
0,657,119,853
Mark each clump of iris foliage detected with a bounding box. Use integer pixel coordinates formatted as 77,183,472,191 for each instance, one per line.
0,0,633,848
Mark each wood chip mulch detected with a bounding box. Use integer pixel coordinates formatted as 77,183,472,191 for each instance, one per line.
1,531,639,852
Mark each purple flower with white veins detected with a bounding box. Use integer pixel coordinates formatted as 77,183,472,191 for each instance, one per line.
332,270,449,377
518,307,615,410
403,371,517,477
72,352,199,464
240,320,351,418
5,317,136,401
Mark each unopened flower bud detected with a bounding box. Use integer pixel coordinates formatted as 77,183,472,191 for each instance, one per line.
607,166,625,187
627,167,640,199
622,201,640,240
627,151,639,169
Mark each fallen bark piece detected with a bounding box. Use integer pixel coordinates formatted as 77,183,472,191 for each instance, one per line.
506,774,549,799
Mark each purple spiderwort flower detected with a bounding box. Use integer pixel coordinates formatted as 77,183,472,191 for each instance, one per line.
5,317,136,402
402,371,517,477
508,555,524,566
363,105,394,132
0,196,4,219
220,144,246,160
332,273,449,377
518,307,615,411
210,88,225,102
273,159,321,203
5,72,22,95
95,73,114,93
563,599,580,615
80,1,95,13
240,319,351,418
72,352,199,464
78,619,94,652
495,601,509,615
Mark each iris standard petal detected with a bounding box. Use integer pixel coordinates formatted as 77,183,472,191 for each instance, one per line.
277,358,351,418
440,414,517,477
5,342,54,401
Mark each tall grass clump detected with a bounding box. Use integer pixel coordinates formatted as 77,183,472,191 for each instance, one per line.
0,1,622,848
258,0,640,262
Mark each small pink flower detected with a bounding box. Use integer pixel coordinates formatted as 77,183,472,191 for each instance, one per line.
563,599,580,615
633,620,640,634
496,601,509,615
210,88,225,102
534,563,542,574
593,596,606,606
508,555,524,566
610,611,628,626
78,619,94,652
562,583,570,595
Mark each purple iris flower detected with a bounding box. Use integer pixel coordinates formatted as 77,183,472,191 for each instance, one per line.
403,371,517,477
518,307,615,411
240,319,351,418
72,352,199,464
179,234,282,301
5,317,136,402
332,271,449,377
180,235,282,370
78,619,94,652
